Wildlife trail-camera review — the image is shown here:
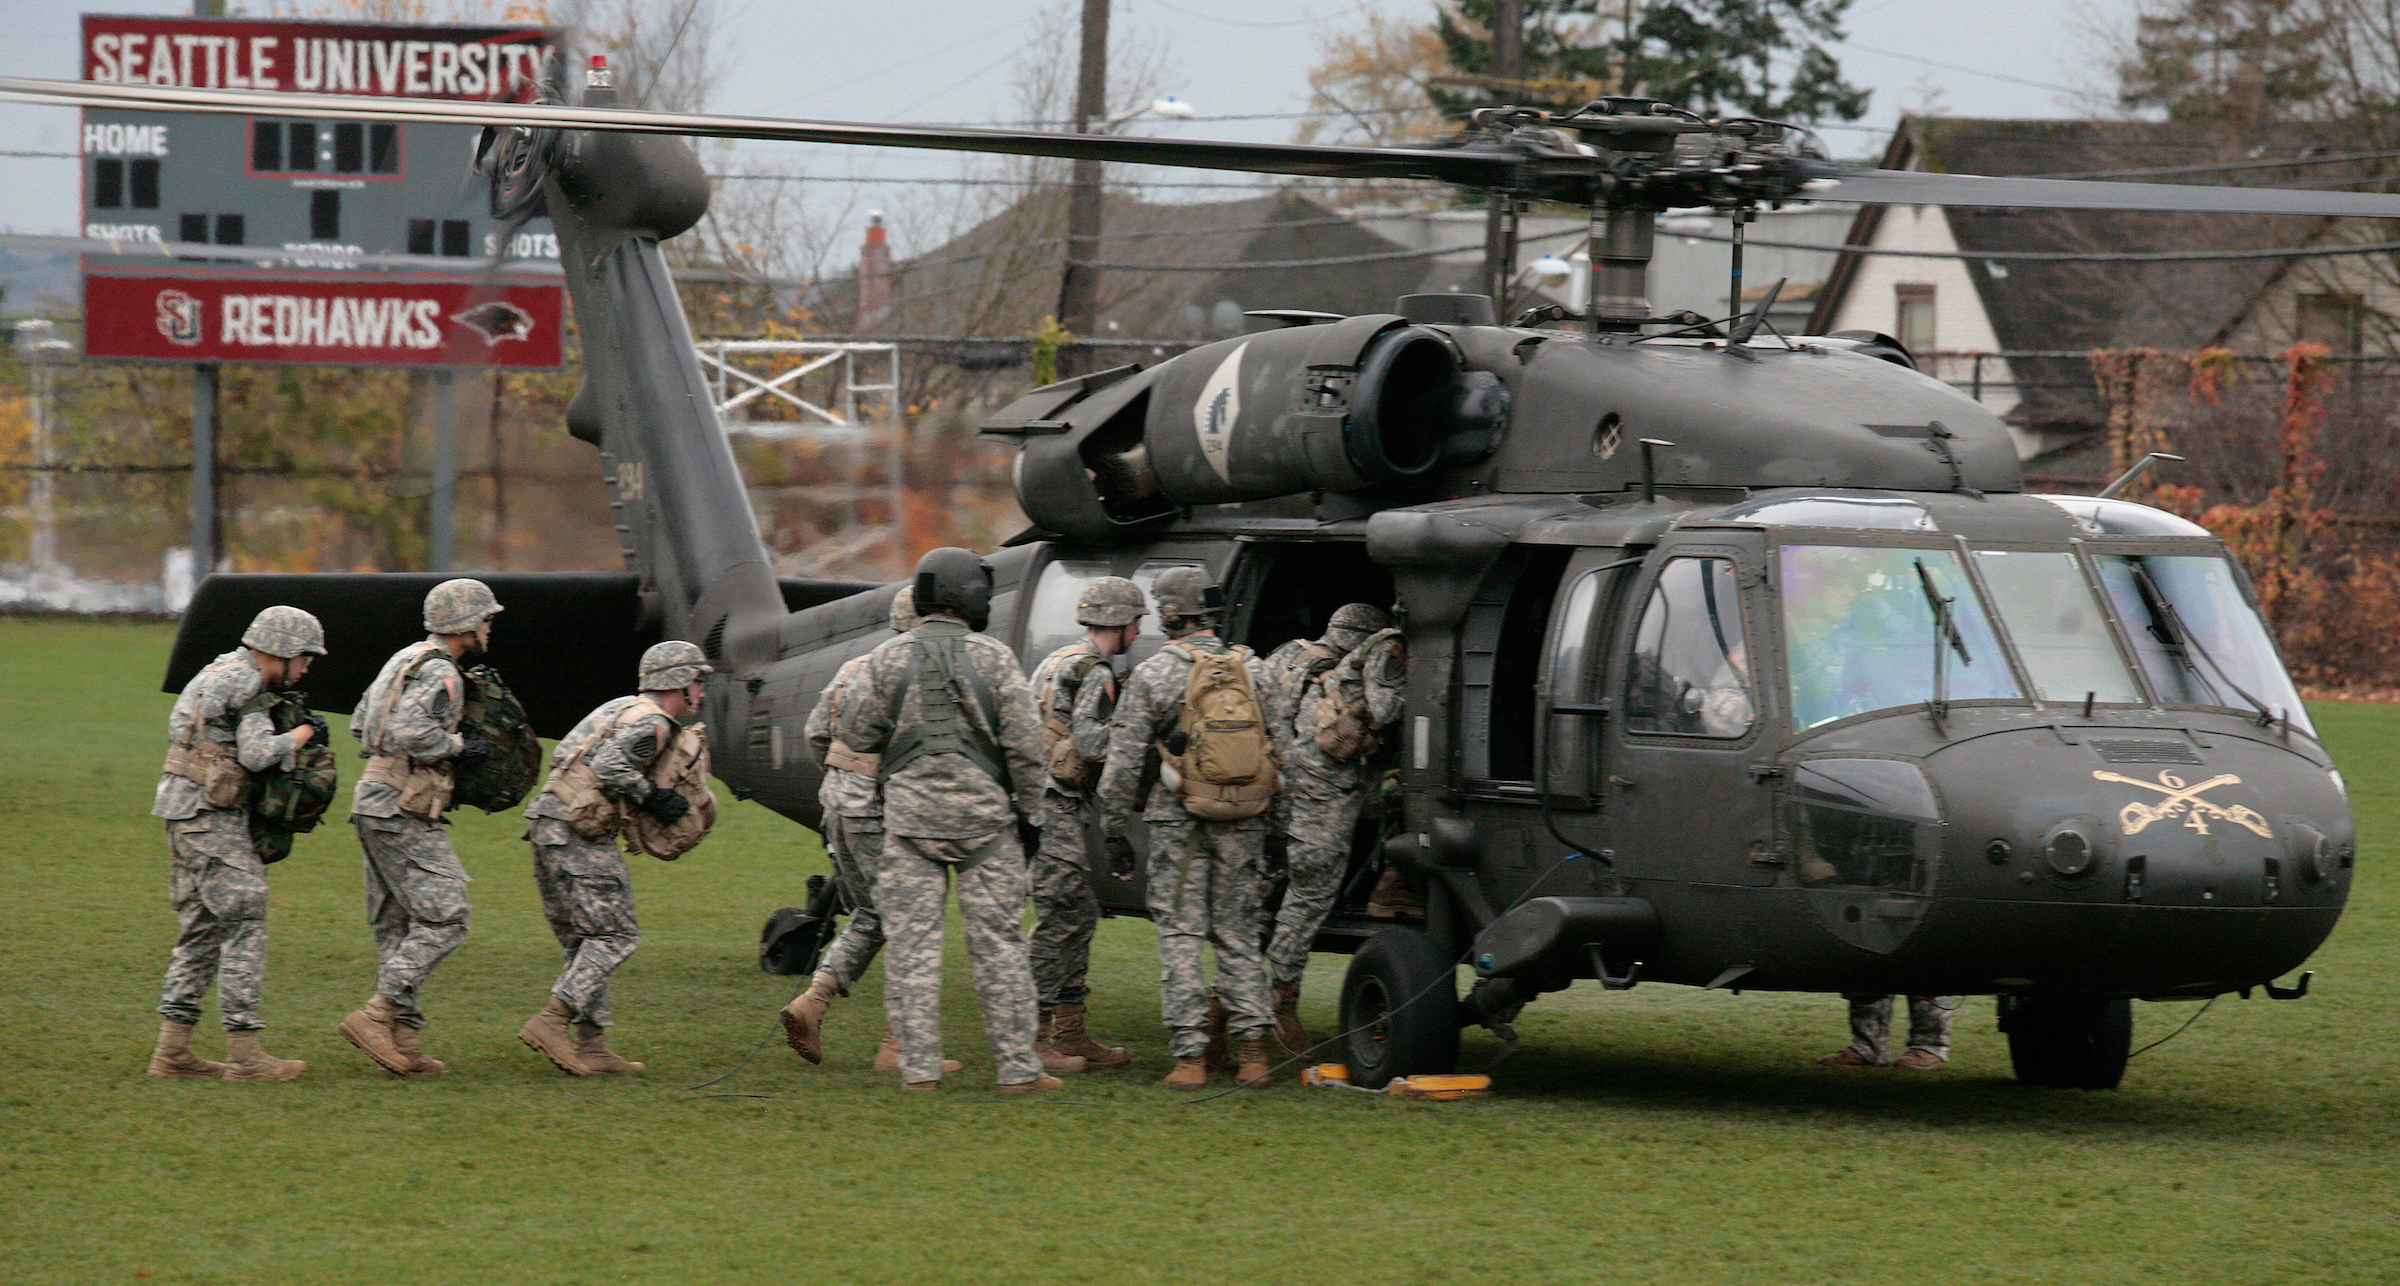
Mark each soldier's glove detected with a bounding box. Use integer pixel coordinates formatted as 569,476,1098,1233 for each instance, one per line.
641,784,690,825
1263,831,1289,876
301,711,331,743
1017,817,1042,856
1105,830,1139,881
455,735,493,769
1163,729,1189,757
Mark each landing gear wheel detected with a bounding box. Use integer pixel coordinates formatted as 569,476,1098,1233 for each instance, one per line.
1999,996,2133,1089
1339,927,1461,1089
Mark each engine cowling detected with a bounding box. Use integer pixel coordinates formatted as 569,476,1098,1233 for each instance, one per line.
984,315,1508,542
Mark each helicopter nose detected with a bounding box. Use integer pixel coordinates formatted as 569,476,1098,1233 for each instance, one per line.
1919,726,2350,994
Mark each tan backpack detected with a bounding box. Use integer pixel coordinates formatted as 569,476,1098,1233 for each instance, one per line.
1158,641,1279,820
622,720,716,860
1038,646,1108,789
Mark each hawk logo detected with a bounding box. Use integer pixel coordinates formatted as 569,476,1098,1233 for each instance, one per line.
449,300,535,344
2092,769,2274,838
1193,342,1245,483
154,289,202,346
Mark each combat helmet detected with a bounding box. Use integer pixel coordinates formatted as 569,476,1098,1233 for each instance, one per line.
1324,602,1391,647
1150,566,1223,626
912,547,994,632
423,578,504,633
638,640,714,691
1075,575,1146,628
242,604,327,657
889,584,920,632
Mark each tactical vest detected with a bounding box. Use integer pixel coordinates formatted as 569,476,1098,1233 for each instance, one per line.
879,620,1013,789
1037,642,1109,789
358,645,456,821
544,696,672,840
1311,628,1403,761
820,658,881,777
1158,640,1279,820
160,656,250,811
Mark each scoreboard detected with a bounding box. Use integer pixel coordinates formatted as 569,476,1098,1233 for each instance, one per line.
78,14,566,369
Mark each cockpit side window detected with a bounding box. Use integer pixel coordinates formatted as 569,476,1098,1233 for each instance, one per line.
2093,553,2314,735
1780,545,2020,729
1625,557,1756,739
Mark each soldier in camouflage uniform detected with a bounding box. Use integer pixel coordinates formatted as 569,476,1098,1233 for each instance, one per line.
1820,995,1955,1070
148,605,327,1082
336,578,504,1077
1095,565,1279,1089
1266,623,1406,1055
781,587,938,1073
1256,603,1390,738
514,641,713,1076
1024,575,1147,1071
835,548,1064,1091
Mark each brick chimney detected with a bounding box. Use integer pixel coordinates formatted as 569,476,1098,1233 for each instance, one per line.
859,211,892,328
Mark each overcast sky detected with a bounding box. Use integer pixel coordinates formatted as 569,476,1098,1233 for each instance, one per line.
0,0,2122,251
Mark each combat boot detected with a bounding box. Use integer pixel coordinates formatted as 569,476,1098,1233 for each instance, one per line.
337,993,412,1076
1894,1048,1947,1071
575,1022,644,1074
1817,1048,1880,1067
517,996,592,1076
147,1020,228,1079
1162,1058,1209,1089
1270,984,1312,1058
388,1020,448,1075
221,1030,307,1082
1048,1002,1130,1069
998,1074,1066,1093
1235,1036,1274,1087
780,971,839,1065
1203,996,1235,1073
874,1029,962,1076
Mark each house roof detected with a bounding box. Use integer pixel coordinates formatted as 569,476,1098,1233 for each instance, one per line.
852,189,1448,342
1810,116,2386,436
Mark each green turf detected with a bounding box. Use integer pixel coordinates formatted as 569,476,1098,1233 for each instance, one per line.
2,618,2395,1284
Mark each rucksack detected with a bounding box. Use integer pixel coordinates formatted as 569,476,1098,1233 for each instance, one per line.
1037,646,1108,789
1311,628,1403,762
1159,641,1279,821
453,663,541,813
241,688,338,864
622,717,717,860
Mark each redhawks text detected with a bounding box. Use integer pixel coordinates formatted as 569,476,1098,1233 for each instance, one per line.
220,294,446,349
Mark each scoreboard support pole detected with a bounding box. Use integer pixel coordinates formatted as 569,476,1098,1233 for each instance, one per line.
191,363,218,573
430,368,456,574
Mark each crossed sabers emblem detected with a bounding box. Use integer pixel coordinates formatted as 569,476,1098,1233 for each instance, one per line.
2091,770,2274,838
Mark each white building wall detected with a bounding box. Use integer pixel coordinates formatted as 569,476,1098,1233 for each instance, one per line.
1821,204,2034,452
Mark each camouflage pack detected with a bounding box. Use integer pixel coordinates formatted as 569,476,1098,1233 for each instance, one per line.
453,663,541,813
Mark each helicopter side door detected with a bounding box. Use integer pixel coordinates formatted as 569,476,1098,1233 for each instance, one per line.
1605,538,1780,888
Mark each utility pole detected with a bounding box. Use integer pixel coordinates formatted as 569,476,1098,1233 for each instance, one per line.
1482,0,1524,306
429,370,456,573
1055,0,1109,380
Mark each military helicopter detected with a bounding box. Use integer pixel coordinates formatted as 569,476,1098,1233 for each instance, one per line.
16,58,2370,1095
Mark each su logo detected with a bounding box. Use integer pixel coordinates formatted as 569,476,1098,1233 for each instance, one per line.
154,289,203,346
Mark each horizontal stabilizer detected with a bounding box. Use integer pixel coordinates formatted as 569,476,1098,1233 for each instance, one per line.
166,573,651,739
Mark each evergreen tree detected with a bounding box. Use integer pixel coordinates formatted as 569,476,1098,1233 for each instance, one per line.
1431,0,1869,124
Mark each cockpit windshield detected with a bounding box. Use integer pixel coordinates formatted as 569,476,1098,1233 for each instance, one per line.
1781,545,2021,728
2093,554,2314,735
1970,550,2142,705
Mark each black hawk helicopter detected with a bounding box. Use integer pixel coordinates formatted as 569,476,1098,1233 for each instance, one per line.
15,60,2369,1094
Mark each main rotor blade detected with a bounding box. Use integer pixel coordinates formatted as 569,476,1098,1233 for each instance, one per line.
1801,161,2400,218
0,77,1514,186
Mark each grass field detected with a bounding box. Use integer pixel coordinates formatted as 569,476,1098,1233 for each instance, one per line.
2,617,2396,1285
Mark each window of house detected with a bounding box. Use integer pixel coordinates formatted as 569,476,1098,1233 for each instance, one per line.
2297,293,2362,355
1895,283,1936,360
